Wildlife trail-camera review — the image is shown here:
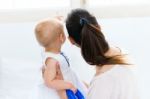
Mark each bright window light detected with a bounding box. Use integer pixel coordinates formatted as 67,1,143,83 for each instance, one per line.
0,0,70,9
87,0,150,6
0,0,13,9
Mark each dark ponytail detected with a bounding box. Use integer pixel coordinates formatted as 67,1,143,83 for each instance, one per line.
66,8,128,66
80,19,107,65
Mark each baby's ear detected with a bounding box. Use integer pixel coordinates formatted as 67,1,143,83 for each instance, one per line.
60,33,66,44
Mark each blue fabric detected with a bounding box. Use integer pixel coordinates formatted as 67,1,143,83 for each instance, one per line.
66,89,85,99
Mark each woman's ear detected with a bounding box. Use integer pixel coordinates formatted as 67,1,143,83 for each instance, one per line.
68,36,75,45
68,36,80,47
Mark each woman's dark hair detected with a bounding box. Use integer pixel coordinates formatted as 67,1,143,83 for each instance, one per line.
66,8,127,66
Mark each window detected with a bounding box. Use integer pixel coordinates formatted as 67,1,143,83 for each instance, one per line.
87,0,150,6
0,0,70,9
0,0,13,9
0,0,149,22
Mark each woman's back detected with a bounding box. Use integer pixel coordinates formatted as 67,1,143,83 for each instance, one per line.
88,65,139,99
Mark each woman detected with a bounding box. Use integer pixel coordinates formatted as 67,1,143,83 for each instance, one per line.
65,8,139,99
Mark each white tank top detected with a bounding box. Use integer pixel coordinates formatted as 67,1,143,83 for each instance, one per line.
43,52,87,97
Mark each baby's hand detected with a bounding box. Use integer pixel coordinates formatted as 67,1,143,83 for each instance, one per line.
68,82,77,93
54,16,64,22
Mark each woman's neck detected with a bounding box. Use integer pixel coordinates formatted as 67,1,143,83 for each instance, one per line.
104,46,121,57
95,47,121,76
95,65,115,76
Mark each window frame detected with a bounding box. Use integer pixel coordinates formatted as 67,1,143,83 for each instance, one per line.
84,0,150,18
0,0,150,23
0,0,81,23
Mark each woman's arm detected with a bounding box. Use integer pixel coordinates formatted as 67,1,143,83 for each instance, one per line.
83,81,89,88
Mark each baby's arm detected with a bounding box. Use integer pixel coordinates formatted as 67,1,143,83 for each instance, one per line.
43,58,76,92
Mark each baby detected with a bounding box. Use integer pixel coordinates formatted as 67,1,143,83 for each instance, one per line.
34,18,87,99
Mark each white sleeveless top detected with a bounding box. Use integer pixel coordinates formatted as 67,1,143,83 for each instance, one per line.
43,52,87,97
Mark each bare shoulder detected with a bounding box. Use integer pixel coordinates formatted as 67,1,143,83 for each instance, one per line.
45,57,58,68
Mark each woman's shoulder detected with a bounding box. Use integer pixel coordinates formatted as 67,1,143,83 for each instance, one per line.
94,65,135,83
111,65,134,77
108,65,136,85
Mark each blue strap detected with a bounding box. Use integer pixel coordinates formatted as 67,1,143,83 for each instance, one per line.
60,52,70,67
